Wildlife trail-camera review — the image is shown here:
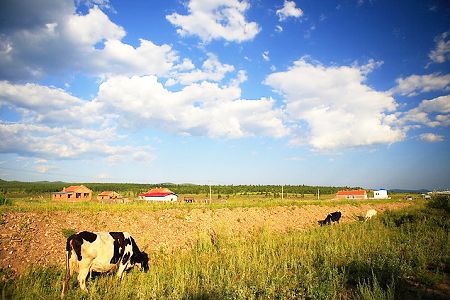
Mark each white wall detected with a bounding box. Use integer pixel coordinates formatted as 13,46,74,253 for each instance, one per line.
374,190,388,199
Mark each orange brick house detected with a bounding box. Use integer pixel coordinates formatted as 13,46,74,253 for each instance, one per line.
335,189,367,200
52,185,92,201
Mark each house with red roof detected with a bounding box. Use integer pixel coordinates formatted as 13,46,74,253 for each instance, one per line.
335,189,367,200
52,185,92,201
138,187,178,202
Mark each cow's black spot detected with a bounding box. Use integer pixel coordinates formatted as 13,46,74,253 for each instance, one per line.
78,231,97,243
122,252,130,264
66,232,96,261
109,232,126,264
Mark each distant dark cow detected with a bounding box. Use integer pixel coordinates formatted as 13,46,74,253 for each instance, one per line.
318,211,342,226
61,231,148,298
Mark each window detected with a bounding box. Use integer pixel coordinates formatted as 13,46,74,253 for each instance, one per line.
76,193,81,198
84,193,89,197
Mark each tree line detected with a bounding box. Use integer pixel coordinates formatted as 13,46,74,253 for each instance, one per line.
0,179,358,196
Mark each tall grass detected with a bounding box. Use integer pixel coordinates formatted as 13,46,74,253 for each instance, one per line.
1,205,448,299
0,195,399,213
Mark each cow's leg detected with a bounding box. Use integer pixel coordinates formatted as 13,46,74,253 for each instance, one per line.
116,261,129,280
77,261,92,292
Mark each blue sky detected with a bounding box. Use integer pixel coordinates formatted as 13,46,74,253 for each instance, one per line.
0,0,449,190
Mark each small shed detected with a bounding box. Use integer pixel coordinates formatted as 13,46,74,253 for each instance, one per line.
138,188,178,202
52,185,92,201
335,189,367,200
373,189,388,199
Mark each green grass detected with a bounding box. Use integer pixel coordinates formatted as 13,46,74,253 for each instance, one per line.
0,194,401,213
1,204,448,299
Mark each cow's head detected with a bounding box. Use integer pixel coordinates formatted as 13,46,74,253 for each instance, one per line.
139,252,149,272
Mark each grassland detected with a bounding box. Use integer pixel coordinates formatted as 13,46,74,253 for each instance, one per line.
0,193,406,214
1,197,448,299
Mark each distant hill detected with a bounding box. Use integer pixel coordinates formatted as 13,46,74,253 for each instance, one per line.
389,189,430,194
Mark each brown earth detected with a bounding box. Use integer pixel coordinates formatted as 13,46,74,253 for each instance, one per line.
0,202,412,275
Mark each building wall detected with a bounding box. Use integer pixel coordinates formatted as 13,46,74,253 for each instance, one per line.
52,187,92,201
374,190,388,199
335,194,367,199
140,195,178,202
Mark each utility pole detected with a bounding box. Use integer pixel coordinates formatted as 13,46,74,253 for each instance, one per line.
281,185,284,200
209,182,212,203
317,188,320,200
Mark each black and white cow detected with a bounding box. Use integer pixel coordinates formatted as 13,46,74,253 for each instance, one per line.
61,231,148,298
318,211,342,226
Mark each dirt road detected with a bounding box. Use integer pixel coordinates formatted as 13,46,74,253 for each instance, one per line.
0,202,412,275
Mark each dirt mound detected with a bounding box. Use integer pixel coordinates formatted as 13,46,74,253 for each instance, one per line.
0,202,411,275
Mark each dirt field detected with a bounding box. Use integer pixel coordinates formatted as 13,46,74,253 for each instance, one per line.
0,202,412,275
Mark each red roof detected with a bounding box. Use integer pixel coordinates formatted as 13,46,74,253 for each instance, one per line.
336,189,367,196
139,187,176,197
64,185,83,192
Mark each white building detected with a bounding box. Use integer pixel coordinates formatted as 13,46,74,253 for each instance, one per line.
138,187,178,202
373,189,388,199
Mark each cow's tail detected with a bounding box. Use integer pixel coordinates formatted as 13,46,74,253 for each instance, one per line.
61,237,72,299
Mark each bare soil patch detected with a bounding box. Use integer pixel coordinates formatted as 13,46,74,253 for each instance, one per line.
0,202,412,275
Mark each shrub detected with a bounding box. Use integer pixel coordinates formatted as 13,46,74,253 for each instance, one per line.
0,194,12,206
427,194,449,212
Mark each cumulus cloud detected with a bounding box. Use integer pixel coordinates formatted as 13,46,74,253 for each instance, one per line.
264,58,404,150
96,75,288,139
420,133,444,142
428,31,450,65
166,0,260,43
402,95,450,127
0,123,154,162
390,73,450,96
167,53,234,86
0,81,104,127
0,2,180,80
276,1,303,21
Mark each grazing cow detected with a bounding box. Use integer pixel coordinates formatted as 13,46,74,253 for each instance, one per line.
61,231,149,298
318,211,342,226
365,209,377,221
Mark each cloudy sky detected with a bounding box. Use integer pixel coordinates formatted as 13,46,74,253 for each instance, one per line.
0,0,449,189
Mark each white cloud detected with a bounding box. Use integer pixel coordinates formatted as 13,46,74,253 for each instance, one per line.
96,172,112,179
275,25,283,33
0,123,155,162
262,51,270,62
0,4,180,80
420,133,444,142
169,53,234,85
264,58,404,150
276,1,303,21
65,6,125,45
166,0,260,43
390,73,450,96
428,31,450,65
0,81,104,127
402,95,450,127
96,75,288,139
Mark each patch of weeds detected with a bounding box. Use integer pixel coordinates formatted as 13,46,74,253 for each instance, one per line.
427,194,449,212
0,195,12,206
19,222,29,230
61,228,76,238
357,274,395,300
175,214,185,220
